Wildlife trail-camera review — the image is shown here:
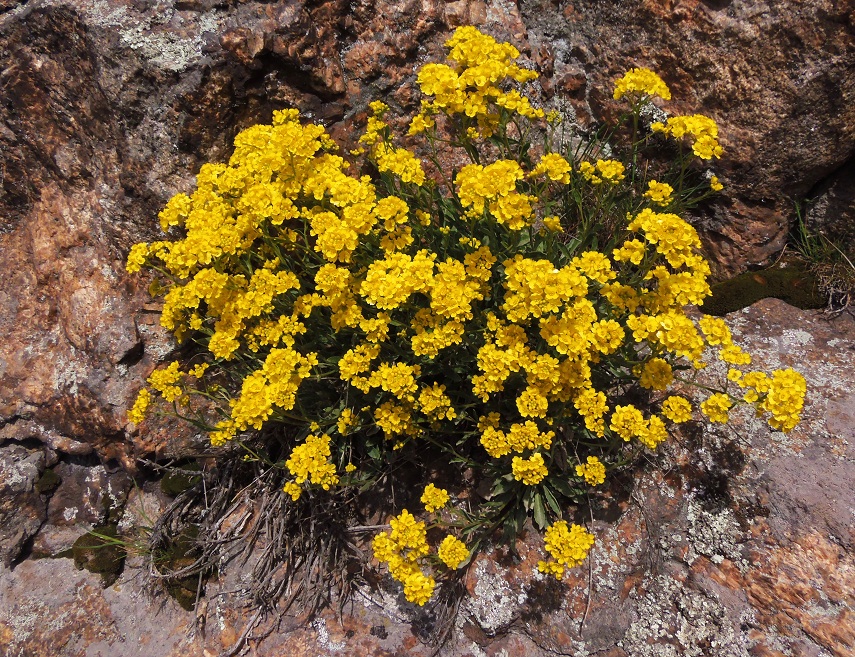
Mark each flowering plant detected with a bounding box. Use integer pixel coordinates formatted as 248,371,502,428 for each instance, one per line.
127,27,806,606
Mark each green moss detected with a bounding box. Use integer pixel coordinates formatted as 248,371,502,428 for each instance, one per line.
72,524,126,586
156,524,205,610
160,462,202,497
700,266,826,316
34,467,61,495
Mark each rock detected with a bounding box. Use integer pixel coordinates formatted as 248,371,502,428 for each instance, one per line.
2,298,852,656
2,0,852,465
0,557,198,657
46,462,131,528
806,157,855,256
520,0,855,274
0,444,47,566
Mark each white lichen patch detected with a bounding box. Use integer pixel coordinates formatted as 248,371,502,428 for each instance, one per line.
79,1,223,72
137,323,177,362
619,574,750,657
312,617,346,652
780,328,813,349
685,501,746,569
460,559,521,635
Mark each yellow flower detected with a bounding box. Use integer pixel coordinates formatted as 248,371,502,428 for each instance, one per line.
128,388,151,425
542,215,562,232
613,68,671,101
652,114,723,159
710,175,724,192
661,396,692,423
438,535,469,569
512,453,548,485
610,404,646,441
147,361,183,402
530,153,571,184
283,481,302,501
643,180,674,207
639,357,673,390
579,159,625,185
575,456,606,486
537,520,595,580
421,483,450,513
408,113,435,135
700,393,732,424
761,368,806,432
285,434,340,489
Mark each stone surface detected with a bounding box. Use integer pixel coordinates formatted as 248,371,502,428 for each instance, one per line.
806,157,855,256
1,1,854,654
0,444,47,566
2,0,853,464
1,299,853,656
521,0,855,274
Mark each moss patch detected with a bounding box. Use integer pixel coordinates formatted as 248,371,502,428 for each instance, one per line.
34,467,61,495
700,266,825,316
72,524,126,586
160,461,202,497
156,524,205,610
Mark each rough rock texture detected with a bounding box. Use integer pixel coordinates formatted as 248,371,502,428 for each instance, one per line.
520,0,855,273
806,158,855,255
1,1,854,654
0,445,47,566
2,299,853,656
1,0,853,465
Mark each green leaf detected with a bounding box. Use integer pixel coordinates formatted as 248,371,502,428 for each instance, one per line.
533,493,548,529
550,477,577,499
543,485,562,517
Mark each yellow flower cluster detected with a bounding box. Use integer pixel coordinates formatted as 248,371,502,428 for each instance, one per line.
418,384,457,421
700,393,733,423
512,452,548,485
373,510,435,605
437,535,469,569
529,153,572,184
537,521,595,580
502,256,588,322
652,114,723,160
421,484,450,512
643,180,674,206
661,395,692,423
416,26,543,130
147,361,183,402
609,405,668,449
372,142,426,186
576,456,606,485
733,367,806,432
613,67,671,101
126,25,807,601
230,348,318,432
479,418,554,458
285,434,339,490
128,388,151,425
455,161,533,229
579,159,626,185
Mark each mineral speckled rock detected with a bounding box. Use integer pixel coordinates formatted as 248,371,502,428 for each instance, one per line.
521,0,855,275
2,299,852,656
0,444,47,566
2,0,853,465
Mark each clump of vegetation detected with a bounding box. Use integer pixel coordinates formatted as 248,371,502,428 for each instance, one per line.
72,524,126,586
790,205,855,315
126,27,806,609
